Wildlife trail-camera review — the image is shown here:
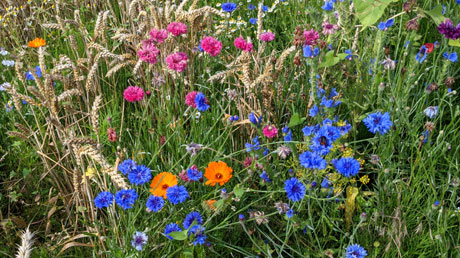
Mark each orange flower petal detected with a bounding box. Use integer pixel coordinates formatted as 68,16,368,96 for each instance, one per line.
150,172,177,198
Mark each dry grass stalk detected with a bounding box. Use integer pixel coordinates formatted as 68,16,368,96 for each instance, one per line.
15,227,35,258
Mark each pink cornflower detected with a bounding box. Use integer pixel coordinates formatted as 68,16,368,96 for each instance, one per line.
138,43,160,64
178,170,191,182
303,29,319,46
185,91,198,108
201,36,222,57
167,22,187,36
150,29,168,43
322,21,339,35
234,37,253,52
123,86,145,102
165,52,188,72
262,125,278,138
259,32,275,42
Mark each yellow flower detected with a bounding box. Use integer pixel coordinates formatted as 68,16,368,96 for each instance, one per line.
342,147,353,157
357,157,365,166
360,175,370,185
337,120,346,127
350,178,356,184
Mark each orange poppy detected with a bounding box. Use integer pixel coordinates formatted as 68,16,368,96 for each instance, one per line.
204,161,233,186
28,38,46,48
150,172,177,198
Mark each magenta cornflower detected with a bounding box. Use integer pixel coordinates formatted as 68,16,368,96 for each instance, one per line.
138,43,160,64
167,22,187,36
201,36,222,56
259,32,275,42
322,21,339,35
234,37,253,52
149,29,168,43
185,91,198,108
263,125,278,138
124,86,145,102
303,29,319,46
166,52,188,72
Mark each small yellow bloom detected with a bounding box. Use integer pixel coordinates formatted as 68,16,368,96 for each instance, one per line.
337,120,346,127
350,178,356,184
357,157,365,166
360,175,370,184
85,167,96,178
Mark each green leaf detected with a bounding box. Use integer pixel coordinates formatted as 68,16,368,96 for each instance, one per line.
354,0,396,29
214,199,225,209
168,230,188,241
22,168,31,178
423,5,446,25
449,39,460,47
288,112,306,127
233,184,245,199
319,51,341,68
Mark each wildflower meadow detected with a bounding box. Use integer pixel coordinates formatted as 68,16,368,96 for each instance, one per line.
1,0,460,257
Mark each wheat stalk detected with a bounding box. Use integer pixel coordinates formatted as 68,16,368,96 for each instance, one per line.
91,95,102,136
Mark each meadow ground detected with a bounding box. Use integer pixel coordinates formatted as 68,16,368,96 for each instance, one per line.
1,0,460,257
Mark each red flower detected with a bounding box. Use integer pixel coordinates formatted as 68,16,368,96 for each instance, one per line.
107,128,117,142
424,43,434,53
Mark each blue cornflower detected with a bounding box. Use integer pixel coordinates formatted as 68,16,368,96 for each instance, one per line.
309,104,320,117
248,4,256,10
183,211,203,229
443,52,458,62
94,191,114,209
195,92,209,112
284,178,306,202
249,18,257,25
249,112,263,127
262,5,269,12
423,106,438,119
457,0,460,4
131,232,148,251
222,2,237,12
198,44,203,52
239,214,245,221
404,40,410,48
188,225,206,246
260,171,272,183
302,125,319,136
310,127,339,156
334,157,360,177
115,189,138,210
286,209,294,218
186,167,202,181
25,66,42,81
118,159,137,175
146,195,164,212
299,151,327,170
416,45,428,63
166,185,189,205
434,200,440,206
245,136,260,152
345,244,368,258
128,165,152,185
442,5,446,15
164,223,182,240
362,111,393,135
322,1,334,11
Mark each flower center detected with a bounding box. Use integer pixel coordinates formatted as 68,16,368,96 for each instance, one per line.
216,173,223,179
162,184,169,190
373,117,381,124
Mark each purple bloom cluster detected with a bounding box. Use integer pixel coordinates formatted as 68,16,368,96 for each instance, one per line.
438,19,460,40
